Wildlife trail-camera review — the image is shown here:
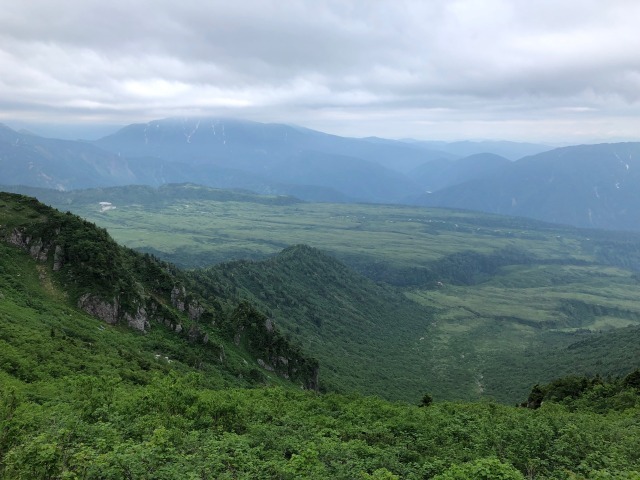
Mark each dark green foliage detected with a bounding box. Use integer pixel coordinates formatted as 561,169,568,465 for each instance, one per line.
187,245,434,400
230,301,319,389
420,393,433,407
623,369,640,389
362,246,535,287
526,384,545,409
433,457,525,479
524,372,640,413
1,378,640,479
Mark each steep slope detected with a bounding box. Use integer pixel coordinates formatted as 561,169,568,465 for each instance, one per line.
187,243,640,403
188,245,435,400
416,142,640,231
0,192,318,389
6,184,640,403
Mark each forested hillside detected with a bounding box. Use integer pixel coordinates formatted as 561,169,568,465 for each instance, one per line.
188,245,434,400
7,184,640,403
0,193,318,389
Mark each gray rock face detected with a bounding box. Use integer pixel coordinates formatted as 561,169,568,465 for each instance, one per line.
29,240,49,261
7,229,51,262
124,306,150,332
53,245,64,271
8,229,28,249
188,302,204,321
77,293,119,325
257,358,275,371
264,318,275,333
171,286,186,311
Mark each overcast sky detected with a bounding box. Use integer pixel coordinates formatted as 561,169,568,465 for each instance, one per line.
1,0,639,143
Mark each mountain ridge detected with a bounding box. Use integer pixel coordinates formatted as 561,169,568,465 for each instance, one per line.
0,192,318,389
5,119,640,230
416,142,640,230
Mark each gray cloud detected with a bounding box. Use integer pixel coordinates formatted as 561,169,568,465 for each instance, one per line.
1,0,640,142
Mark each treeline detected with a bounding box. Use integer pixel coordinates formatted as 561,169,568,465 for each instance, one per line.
2,183,302,210
524,370,640,413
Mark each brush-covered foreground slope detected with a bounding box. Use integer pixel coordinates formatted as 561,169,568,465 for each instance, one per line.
11,184,640,403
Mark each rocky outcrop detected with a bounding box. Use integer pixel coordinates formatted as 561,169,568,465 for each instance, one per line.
188,302,204,321
8,228,28,249
188,323,209,344
53,245,64,271
257,358,275,372
77,294,119,325
124,305,150,332
265,317,275,333
171,285,204,321
8,228,52,263
2,195,320,391
231,302,319,391
171,286,186,311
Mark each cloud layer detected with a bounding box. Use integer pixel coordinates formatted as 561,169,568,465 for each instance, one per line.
2,0,640,142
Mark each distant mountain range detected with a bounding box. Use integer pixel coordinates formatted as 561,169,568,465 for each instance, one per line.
4,117,640,230
415,142,640,230
1,120,439,203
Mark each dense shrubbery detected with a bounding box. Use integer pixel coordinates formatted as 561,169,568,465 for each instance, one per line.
524,370,640,413
2,374,640,479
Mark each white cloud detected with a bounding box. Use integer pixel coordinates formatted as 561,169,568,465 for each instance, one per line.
1,0,640,142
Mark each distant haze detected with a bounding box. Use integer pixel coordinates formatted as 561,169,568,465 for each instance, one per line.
1,1,640,143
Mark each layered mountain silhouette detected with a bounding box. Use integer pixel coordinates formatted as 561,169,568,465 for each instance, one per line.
4,118,640,230
415,142,640,230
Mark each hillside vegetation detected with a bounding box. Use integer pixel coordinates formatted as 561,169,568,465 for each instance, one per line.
1,192,640,478
15,184,640,403
0,192,318,390
188,245,434,400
